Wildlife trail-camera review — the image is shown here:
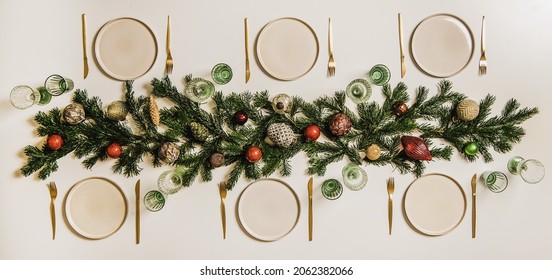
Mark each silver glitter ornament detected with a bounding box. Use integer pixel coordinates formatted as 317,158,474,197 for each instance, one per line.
63,103,85,125
158,142,180,164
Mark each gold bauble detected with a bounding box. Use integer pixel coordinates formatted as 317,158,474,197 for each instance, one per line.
106,101,128,121
456,99,479,121
365,144,382,161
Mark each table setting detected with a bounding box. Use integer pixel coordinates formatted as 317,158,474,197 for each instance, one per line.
2,0,551,260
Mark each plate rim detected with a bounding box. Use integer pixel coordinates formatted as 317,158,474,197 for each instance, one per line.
93,17,158,81
236,178,301,242
409,13,475,78
63,176,128,240
255,17,320,81
402,173,467,236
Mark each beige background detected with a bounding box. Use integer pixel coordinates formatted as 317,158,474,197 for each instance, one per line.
1,0,551,259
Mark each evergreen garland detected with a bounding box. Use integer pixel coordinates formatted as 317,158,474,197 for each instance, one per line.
20,76,539,190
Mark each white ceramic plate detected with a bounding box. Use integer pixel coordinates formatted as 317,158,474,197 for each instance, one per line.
237,178,300,241
64,177,128,240
403,174,466,236
256,17,319,81
94,17,158,80
410,14,474,77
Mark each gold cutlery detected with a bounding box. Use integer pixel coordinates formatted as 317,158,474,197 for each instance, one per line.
327,18,335,76
387,177,394,235
471,173,477,238
135,179,140,244
164,15,173,75
398,13,406,78
48,182,57,240
219,181,227,239
244,18,250,83
81,14,89,79
478,16,487,75
308,177,313,241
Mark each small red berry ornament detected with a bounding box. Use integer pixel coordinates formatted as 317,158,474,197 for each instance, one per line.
304,124,321,141
106,142,123,159
233,110,248,125
245,146,262,163
46,134,64,151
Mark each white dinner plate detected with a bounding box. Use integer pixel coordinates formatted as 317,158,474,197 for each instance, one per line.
255,17,319,81
237,178,300,241
63,177,128,240
94,17,158,80
403,174,466,236
410,14,474,77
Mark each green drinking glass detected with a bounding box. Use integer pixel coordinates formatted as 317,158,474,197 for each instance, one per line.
10,85,51,109
144,190,166,212
507,156,545,184
158,167,186,195
342,163,368,191
185,78,215,103
44,74,74,96
346,79,372,104
480,171,508,193
211,63,233,85
368,64,391,86
321,179,343,200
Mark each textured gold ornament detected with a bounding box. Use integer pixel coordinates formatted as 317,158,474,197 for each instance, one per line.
365,144,382,161
456,99,479,121
106,101,128,121
149,96,160,126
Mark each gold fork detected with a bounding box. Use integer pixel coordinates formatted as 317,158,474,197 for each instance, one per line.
327,18,335,76
164,15,173,75
219,181,227,239
48,182,58,240
387,177,394,235
479,16,487,75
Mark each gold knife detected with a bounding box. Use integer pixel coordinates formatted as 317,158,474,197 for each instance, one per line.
398,13,406,78
82,13,89,79
244,18,250,83
471,174,477,239
135,179,140,244
308,177,313,241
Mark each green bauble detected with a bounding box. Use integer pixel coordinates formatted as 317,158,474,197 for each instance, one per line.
464,142,479,155
189,122,209,142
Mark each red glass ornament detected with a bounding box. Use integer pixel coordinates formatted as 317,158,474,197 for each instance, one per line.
401,136,432,161
233,110,248,125
304,124,321,141
46,134,64,151
245,146,262,163
106,142,123,159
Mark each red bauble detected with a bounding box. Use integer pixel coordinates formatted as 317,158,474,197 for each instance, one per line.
401,136,432,161
106,142,123,159
233,110,248,125
245,146,262,163
304,124,321,141
46,134,64,151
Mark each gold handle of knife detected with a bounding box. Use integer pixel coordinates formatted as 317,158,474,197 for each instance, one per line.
244,18,250,83
82,13,89,79
388,196,393,235
221,199,226,239
308,177,313,241
398,13,405,78
472,194,476,238
135,180,140,244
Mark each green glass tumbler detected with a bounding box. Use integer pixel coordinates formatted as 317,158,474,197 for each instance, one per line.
507,156,545,184
480,171,508,193
144,190,166,212
368,64,391,86
158,167,186,195
44,74,74,96
346,79,372,104
211,63,233,85
10,85,41,109
321,179,343,200
185,78,215,103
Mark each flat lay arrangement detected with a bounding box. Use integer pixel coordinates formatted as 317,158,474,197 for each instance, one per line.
6,8,548,252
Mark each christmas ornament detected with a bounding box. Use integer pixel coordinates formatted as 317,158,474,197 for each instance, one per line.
233,110,248,125
266,123,296,148
464,142,479,156
456,99,479,121
189,122,209,142
106,101,128,121
304,124,321,141
401,136,432,161
245,146,262,163
46,134,63,151
209,152,225,168
106,142,122,159
272,93,293,114
393,101,408,117
62,103,85,125
158,142,180,164
149,96,160,126
365,144,382,161
329,113,352,136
